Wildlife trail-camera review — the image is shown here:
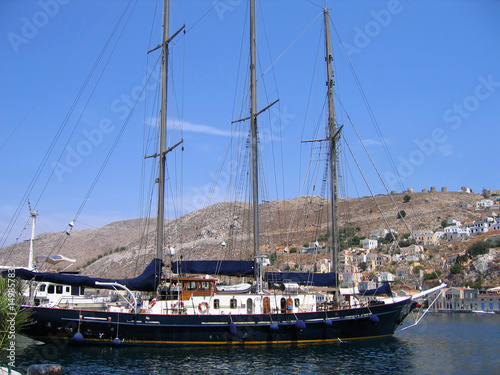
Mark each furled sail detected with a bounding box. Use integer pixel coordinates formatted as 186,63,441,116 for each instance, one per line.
2,258,163,292
358,283,392,296
171,260,254,276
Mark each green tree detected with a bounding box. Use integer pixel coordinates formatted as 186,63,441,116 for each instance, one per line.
318,231,330,242
1,278,31,350
473,276,484,289
358,262,368,272
397,210,406,219
467,241,490,257
403,194,411,203
456,254,469,265
450,263,462,274
412,265,425,275
424,271,440,281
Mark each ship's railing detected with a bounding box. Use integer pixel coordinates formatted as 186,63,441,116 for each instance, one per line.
95,281,138,314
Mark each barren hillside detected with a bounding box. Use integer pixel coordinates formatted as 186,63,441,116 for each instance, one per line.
0,191,485,278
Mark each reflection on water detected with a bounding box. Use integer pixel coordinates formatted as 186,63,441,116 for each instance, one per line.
5,313,499,375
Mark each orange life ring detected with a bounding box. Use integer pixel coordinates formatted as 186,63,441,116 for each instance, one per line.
150,298,156,308
198,301,209,312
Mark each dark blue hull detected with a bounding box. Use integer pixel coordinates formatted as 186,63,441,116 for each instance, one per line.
21,298,415,346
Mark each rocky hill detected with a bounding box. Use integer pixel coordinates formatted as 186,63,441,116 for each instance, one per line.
0,191,490,279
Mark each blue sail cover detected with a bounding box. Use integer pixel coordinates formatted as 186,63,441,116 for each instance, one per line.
172,260,254,276
359,283,392,296
2,258,163,292
265,272,338,287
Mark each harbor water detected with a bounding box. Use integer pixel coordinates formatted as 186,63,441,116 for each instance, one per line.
5,313,499,374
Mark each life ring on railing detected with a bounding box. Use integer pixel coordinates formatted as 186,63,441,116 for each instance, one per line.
198,301,209,312
150,298,156,308
173,302,184,310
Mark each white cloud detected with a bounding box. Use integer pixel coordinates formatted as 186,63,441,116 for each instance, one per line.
181,121,234,137
362,138,390,147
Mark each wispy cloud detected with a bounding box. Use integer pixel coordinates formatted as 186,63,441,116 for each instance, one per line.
181,121,234,137
362,138,390,147
147,117,246,138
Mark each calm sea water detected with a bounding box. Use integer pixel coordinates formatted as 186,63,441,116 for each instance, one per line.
5,313,500,374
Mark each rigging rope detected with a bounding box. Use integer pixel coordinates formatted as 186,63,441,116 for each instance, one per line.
328,15,407,195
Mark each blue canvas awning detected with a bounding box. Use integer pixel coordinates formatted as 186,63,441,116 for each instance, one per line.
358,283,392,296
2,258,163,292
172,260,254,276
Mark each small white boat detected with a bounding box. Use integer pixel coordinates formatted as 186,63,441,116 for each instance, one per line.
472,310,495,315
217,283,252,293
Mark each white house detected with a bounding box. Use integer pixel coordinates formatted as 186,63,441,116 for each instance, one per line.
377,272,395,283
370,228,389,238
482,213,497,221
444,226,470,241
444,225,461,234
406,255,421,262
360,239,378,250
493,219,500,231
470,220,490,235
476,199,494,209
463,221,475,230
447,219,461,226
435,231,445,240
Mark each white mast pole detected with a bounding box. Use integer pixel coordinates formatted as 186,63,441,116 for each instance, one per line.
28,211,38,270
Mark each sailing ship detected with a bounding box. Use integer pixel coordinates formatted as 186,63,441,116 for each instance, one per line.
6,0,446,346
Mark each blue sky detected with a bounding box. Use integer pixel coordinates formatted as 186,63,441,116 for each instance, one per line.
1,0,499,247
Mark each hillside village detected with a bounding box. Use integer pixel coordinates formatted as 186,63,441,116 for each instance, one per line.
260,187,500,312
1,188,499,312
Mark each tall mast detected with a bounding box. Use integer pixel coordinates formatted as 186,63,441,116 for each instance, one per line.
250,0,261,291
28,210,37,270
324,6,339,288
156,0,169,260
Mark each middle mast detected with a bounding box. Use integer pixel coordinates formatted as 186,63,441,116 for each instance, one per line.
249,0,260,292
